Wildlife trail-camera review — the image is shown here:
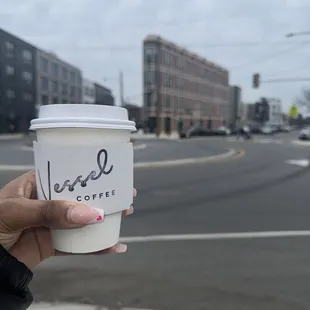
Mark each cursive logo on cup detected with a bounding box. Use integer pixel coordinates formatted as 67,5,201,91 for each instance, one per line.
37,149,113,201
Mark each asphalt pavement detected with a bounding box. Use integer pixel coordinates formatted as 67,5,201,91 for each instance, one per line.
2,132,310,309
0,136,228,166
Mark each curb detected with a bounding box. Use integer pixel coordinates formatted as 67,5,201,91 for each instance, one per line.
29,303,153,310
0,149,238,172
0,134,24,141
292,140,310,146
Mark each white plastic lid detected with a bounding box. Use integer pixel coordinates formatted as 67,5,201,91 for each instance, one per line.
30,104,136,132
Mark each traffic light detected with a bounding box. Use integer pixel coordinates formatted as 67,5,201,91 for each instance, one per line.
252,73,260,88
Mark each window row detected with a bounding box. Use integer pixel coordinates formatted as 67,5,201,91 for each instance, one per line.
0,89,33,101
40,57,81,85
144,45,228,85
84,86,95,97
40,77,81,98
2,65,33,82
4,41,33,63
145,93,220,114
144,71,228,100
40,95,77,105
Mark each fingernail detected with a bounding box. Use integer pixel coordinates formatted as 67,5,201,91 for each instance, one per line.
126,206,134,215
69,206,104,224
116,243,127,253
133,188,137,197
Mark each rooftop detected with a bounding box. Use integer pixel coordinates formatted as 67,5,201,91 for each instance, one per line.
144,34,228,74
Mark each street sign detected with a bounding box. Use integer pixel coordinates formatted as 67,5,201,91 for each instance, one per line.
289,105,298,118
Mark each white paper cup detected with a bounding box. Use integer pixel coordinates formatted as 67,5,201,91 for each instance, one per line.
30,104,136,253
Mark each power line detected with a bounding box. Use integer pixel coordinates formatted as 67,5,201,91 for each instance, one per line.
230,43,310,70
263,77,310,83
58,40,308,52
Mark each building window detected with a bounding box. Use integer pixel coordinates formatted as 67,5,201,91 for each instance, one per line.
52,81,58,93
23,93,33,101
5,42,14,57
62,68,68,80
62,99,68,104
52,97,58,105
40,58,48,73
145,47,156,64
41,95,48,105
22,71,33,83
146,71,155,84
41,77,48,91
22,50,32,63
70,86,75,97
62,84,68,96
6,65,15,76
52,63,58,77
6,89,15,99
70,72,75,83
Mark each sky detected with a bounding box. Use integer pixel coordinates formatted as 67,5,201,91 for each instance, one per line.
1,0,310,112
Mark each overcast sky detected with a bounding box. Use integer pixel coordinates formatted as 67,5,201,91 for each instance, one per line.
1,0,310,111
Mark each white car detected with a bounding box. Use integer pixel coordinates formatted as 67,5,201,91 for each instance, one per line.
261,125,273,135
299,128,310,140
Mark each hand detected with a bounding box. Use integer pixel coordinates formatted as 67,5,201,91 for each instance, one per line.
0,170,137,269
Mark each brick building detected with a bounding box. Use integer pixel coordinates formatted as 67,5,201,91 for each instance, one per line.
143,35,229,137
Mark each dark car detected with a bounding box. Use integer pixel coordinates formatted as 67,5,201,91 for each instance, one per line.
180,125,211,139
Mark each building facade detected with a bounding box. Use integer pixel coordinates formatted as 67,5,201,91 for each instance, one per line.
0,28,37,133
228,85,242,129
36,50,82,107
94,83,115,106
83,78,95,104
266,98,282,127
143,35,229,137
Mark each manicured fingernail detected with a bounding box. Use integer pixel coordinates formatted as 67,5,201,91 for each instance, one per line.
133,188,137,197
88,209,105,224
126,206,134,215
116,243,127,253
69,206,104,224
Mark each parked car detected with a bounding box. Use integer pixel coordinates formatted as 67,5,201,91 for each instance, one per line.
216,126,231,136
280,125,291,132
180,125,211,139
299,127,310,140
260,125,274,135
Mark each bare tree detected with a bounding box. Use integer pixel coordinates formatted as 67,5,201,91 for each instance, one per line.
296,87,310,111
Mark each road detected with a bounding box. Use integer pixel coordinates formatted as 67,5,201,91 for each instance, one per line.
2,132,310,309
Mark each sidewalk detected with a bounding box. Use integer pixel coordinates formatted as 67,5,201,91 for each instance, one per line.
0,133,24,141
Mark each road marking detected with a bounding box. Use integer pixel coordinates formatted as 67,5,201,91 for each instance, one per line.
0,149,242,171
292,140,310,146
120,230,310,243
286,159,310,167
30,303,153,310
19,144,147,152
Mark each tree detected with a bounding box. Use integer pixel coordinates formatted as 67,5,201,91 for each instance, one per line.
296,87,310,111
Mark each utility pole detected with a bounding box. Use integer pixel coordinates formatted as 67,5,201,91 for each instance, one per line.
119,71,124,106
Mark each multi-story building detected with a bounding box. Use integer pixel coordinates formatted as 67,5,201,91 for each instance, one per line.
143,35,229,137
228,85,242,129
36,50,82,107
83,78,95,104
94,83,114,106
266,98,282,127
0,28,37,133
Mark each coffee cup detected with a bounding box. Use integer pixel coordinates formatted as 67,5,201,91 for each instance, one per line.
30,104,136,253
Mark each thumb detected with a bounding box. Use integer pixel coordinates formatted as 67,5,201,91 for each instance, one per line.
0,198,103,230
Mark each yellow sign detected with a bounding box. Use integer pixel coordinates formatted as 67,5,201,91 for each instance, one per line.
289,105,298,118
